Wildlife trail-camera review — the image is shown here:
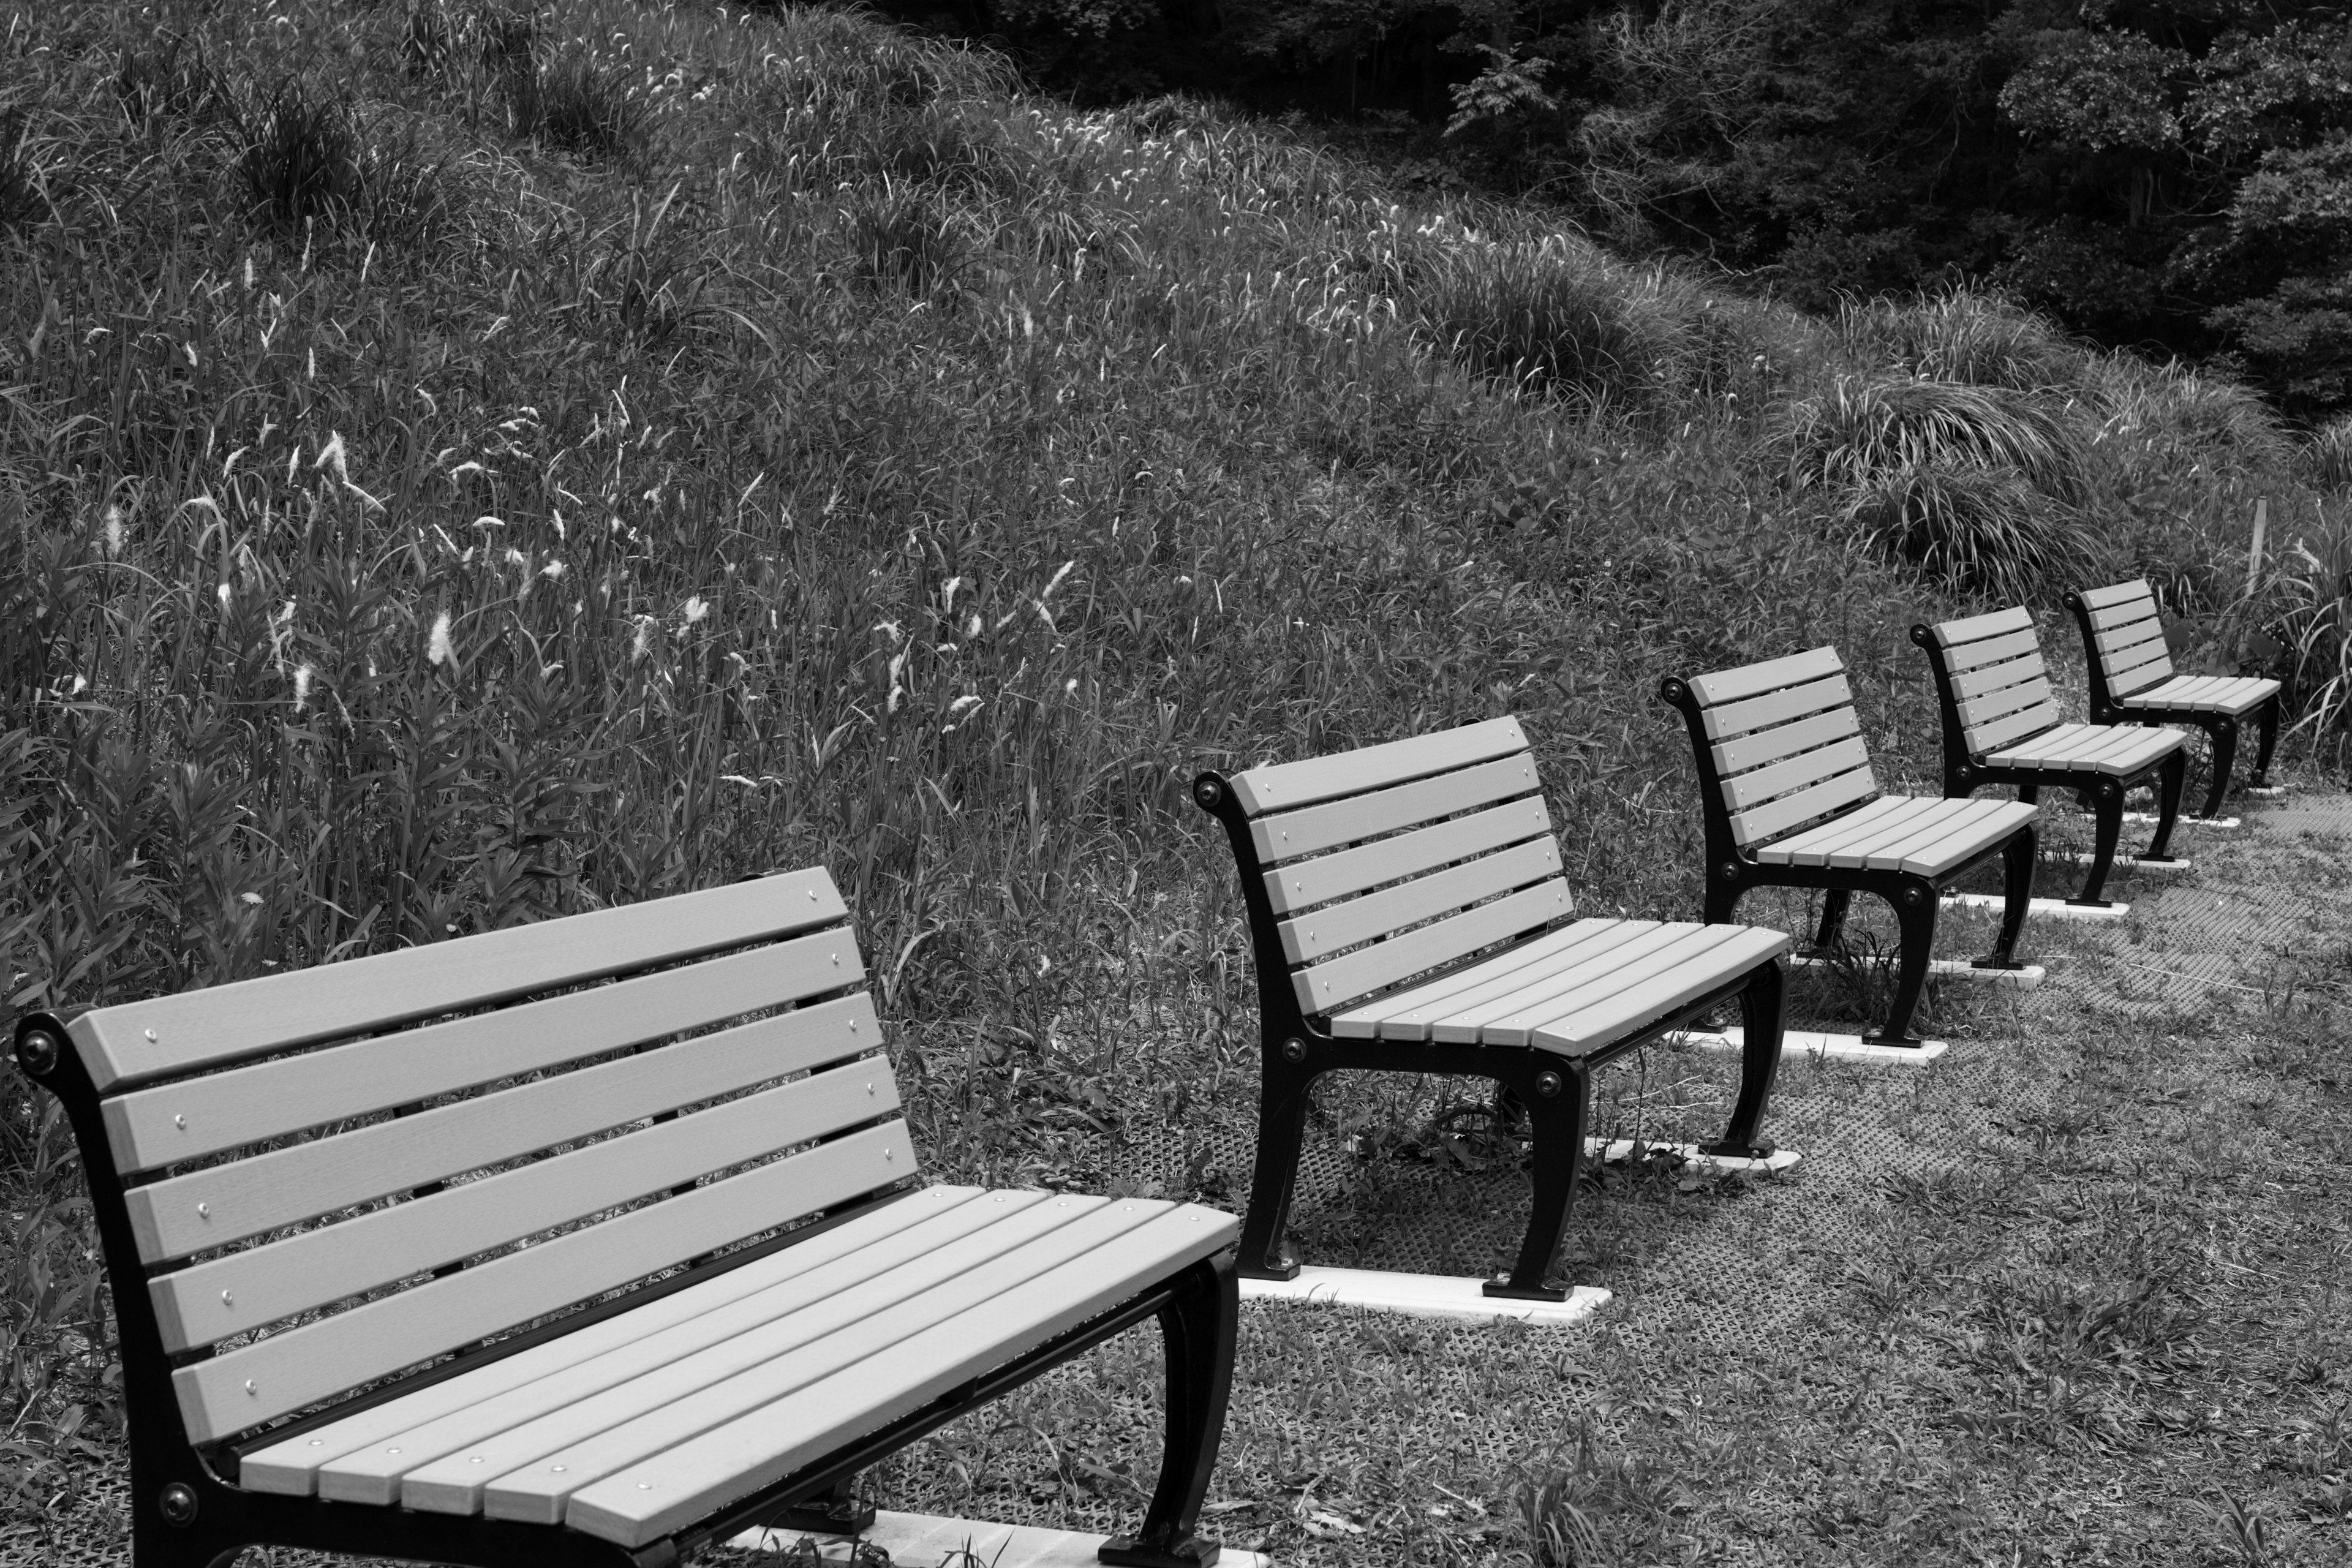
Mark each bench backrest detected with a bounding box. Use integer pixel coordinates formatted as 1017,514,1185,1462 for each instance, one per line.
1916,605,2062,756
1659,646,1880,853
1205,718,1570,1020
56,871,910,1448
2070,579,2173,698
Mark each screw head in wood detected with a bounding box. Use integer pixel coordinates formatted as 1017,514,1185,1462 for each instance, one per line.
158,1483,198,1526
14,1028,58,1076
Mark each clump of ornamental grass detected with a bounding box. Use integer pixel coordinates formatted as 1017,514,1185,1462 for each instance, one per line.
1785,374,2100,600
233,78,363,232
115,32,226,133
519,40,646,158
2304,417,2352,491
1418,235,1684,408
846,179,963,293
1841,286,2090,392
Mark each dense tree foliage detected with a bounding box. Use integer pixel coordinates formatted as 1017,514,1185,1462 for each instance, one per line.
875,0,2352,413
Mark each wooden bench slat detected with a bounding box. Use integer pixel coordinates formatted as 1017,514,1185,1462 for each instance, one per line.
1753,796,1950,869
2086,595,2160,633
130,995,878,1264
483,1198,1172,1524
1698,672,1853,743
1720,736,1874,813
1275,839,1561,965
100,926,867,1178
1436,923,1754,1047
154,1060,901,1355
2075,579,2151,611
1292,879,1571,1016
243,1186,979,1499
2054,727,2177,771
1931,605,2035,647
1727,765,1879,848
1984,721,2095,764
1532,925,1793,1053
403,1191,1086,1516
1226,719,1529,818
1951,651,2045,703
1752,796,1919,865
1684,646,1844,707
68,871,847,1094
559,1205,1236,1549
1327,920,1649,1041
2108,654,2175,697
1263,796,1553,916
1247,754,1539,865
1967,703,2060,758
1955,674,2057,731
172,1122,910,1443
2093,619,2167,661
1940,627,2041,676
1708,706,1863,777
1864,799,2029,875
2118,674,2279,714
1425,922,1713,1044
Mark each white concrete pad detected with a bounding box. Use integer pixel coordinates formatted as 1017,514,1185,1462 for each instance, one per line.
1675,1027,1950,1065
1239,1267,1610,1327
1789,953,2045,990
1943,891,2128,921
729,1510,1269,1566
2247,784,2290,797
2060,851,2191,873
2130,811,2237,829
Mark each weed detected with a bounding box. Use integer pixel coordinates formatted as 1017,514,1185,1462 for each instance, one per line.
2305,417,2352,491
232,78,361,233
523,40,646,158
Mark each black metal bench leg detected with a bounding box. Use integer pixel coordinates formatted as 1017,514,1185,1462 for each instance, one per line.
2070,780,2123,906
1807,889,1850,955
1868,881,1938,1046
1235,1053,1312,1281
1100,1256,1238,1568
2196,717,2239,820
2250,696,2280,788
2143,748,2187,861
1485,1058,1587,1302
1973,824,2036,973
1702,959,1782,1158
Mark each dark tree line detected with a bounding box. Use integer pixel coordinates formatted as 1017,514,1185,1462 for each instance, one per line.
871,0,2352,415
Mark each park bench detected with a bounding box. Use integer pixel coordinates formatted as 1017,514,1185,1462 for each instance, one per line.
2064,578,2281,820
1657,647,2038,1047
1913,605,2188,907
11,870,1240,1568
1192,717,1792,1305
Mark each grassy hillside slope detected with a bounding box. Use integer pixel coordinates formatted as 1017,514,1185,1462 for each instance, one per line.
4,2,2351,1563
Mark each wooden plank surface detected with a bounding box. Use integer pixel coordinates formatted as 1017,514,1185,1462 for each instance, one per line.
1333,921,1656,1042
1532,926,1792,1053
1275,839,1561,965
1227,720,1528,818
152,1062,900,1355
1956,675,2056,730
68,871,847,1093
1263,796,1553,916
402,1193,1085,1515
1709,706,1862,777
1940,627,2040,675
1855,797,2010,872
483,1199,1195,1526
172,1123,912,1444
1969,703,2060,758
1248,755,1539,865
243,1187,968,1499
1698,673,1853,743
129,996,881,1264
1435,924,1743,1047
557,1207,1237,1548
2087,595,2160,632
101,927,869,1177
1423,923,1708,1044
1951,652,2045,703
2093,619,2166,660
1684,646,1843,708
2106,644,2174,695
2075,580,2150,611
1721,736,1874,812
1931,605,2034,647
1754,796,1915,865
2121,675,2277,714
1293,880,1570,1016
1728,766,1877,848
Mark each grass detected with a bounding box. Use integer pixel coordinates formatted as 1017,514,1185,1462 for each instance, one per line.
1,0,2350,1562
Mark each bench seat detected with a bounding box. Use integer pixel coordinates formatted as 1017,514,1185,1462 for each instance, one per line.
1749,796,2038,876
2115,673,2281,714
1981,723,2183,774
244,1187,1228,1548
2064,579,2282,816
1328,919,1790,1052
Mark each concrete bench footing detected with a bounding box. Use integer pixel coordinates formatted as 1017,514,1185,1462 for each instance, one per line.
1943,890,2127,921
731,1512,1270,1566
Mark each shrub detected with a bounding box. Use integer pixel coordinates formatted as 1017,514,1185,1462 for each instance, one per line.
1836,459,2094,605
1419,236,1681,408
1839,288,2089,392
